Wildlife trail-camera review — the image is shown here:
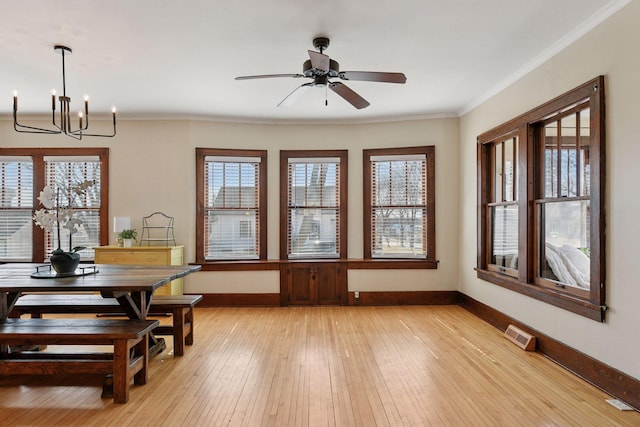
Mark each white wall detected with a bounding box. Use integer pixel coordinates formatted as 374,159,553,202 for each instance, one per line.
459,0,640,380
1,116,460,295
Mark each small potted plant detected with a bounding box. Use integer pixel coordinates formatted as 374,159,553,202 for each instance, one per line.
117,228,138,247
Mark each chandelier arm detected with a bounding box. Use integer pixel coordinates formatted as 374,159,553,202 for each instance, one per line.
12,44,116,140
70,123,117,138
13,121,61,134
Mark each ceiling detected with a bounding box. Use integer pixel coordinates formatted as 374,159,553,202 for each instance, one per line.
0,0,626,124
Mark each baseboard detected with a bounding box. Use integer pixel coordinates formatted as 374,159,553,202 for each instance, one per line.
458,292,640,411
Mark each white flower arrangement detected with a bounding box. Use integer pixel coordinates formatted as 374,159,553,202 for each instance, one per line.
32,180,95,255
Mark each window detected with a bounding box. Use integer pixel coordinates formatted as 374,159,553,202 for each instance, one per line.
280,150,347,259
195,148,267,262
486,134,519,276
477,76,605,321
363,146,436,262
0,148,109,262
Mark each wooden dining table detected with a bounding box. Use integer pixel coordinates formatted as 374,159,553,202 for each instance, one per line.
0,262,201,355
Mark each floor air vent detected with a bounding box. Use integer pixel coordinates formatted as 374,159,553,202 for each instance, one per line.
504,324,536,351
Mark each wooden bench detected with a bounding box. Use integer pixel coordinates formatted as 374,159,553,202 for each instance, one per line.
12,294,203,356
0,318,158,403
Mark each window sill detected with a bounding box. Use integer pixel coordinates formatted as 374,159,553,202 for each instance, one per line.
475,268,605,321
193,258,439,271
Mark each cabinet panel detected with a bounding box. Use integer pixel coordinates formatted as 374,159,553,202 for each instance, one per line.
289,264,314,305
281,262,346,306
94,246,184,295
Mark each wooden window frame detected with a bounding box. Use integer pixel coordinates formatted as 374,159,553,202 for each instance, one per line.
0,147,109,263
280,150,348,260
477,76,605,321
363,146,437,267
195,148,267,264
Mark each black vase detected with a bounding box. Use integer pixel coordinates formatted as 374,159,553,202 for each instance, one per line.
50,252,81,275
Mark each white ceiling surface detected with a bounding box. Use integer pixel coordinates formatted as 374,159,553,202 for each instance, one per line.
0,0,627,124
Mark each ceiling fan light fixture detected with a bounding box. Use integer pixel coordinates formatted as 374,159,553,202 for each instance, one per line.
235,37,406,109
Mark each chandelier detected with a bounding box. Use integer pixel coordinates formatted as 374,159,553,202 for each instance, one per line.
13,45,116,140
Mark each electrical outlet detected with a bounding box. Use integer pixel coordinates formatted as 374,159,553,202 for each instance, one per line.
354,291,360,299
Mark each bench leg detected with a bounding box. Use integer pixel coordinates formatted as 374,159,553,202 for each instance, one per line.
112,334,150,403
185,306,194,346
113,339,131,403
172,308,186,356
133,333,150,386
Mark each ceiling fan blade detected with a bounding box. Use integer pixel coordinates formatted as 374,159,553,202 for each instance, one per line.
339,71,407,84
277,83,313,107
329,82,370,109
235,73,304,80
307,50,330,72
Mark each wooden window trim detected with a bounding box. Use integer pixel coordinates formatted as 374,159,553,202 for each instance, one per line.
477,76,605,321
363,146,437,265
0,147,109,262
195,148,267,264
280,150,348,260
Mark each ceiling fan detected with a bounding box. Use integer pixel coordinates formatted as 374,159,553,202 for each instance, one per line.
235,37,407,109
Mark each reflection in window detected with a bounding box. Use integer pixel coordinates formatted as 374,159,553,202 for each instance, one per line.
538,200,590,288
538,104,591,292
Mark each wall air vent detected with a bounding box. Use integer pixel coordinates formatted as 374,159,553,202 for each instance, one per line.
504,324,536,351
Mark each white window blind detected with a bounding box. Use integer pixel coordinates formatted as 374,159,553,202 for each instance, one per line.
205,157,260,260
0,157,34,261
287,158,340,258
44,157,102,260
370,155,427,258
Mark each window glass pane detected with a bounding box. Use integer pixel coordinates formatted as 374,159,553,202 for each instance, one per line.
44,160,101,259
493,144,503,202
206,210,258,259
503,138,516,202
0,159,33,261
289,162,338,208
370,156,427,258
490,204,518,269
560,114,578,197
538,200,590,288
205,158,260,260
372,207,424,258
289,208,338,258
544,122,558,198
579,108,591,197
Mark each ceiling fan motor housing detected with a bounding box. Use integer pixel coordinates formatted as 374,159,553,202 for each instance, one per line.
303,59,340,78
312,37,330,52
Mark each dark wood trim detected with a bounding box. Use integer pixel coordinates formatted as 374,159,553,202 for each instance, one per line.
347,259,438,269
193,259,440,271
362,146,436,263
194,148,268,264
0,147,109,262
475,76,606,320
193,260,281,271
477,268,604,321
279,149,348,261
458,292,639,411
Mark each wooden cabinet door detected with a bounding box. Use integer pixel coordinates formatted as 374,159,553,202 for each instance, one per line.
281,262,346,306
288,263,314,305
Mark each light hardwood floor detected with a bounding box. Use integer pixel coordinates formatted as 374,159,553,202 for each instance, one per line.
0,306,638,426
